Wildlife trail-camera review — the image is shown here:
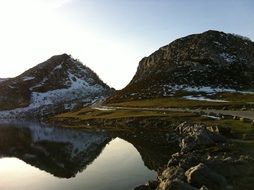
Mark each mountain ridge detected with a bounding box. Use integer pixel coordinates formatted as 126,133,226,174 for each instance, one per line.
0,54,113,118
108,30,254,103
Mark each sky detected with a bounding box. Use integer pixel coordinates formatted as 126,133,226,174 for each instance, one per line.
0,0,253,89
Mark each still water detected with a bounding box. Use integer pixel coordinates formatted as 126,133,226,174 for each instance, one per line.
0,121,159,190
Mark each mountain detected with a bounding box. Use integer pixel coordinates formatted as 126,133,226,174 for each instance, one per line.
108,30,254,102
0,54,113,118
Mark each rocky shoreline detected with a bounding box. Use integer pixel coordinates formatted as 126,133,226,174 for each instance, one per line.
135,122,254,190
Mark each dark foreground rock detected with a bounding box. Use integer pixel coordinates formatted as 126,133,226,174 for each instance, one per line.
185,163,227,190
135,122,254,190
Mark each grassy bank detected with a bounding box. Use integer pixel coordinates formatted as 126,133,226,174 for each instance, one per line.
54,105,254,135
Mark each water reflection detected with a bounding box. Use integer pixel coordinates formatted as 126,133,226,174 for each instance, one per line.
110,130,179,171
0,120,162,190
0,120,110,178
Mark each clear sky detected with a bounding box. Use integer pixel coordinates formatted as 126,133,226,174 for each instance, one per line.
0,0,253,89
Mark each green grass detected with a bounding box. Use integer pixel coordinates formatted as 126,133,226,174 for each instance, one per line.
107,97,223,108
53,108,208,133
232,140,254,152
107,93,254,109
54,107,253,135
106,96,253,109
214,92,254,103
55,107,199,121
55,98,254,138
202,119,254,134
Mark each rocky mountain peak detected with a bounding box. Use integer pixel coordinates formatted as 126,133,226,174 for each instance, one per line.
108,30,254,102
132,30,253,84
0,54,113,118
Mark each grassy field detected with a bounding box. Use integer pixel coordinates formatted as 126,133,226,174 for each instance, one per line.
215,92,254,102
106,96,254,110
54,94,254,140
55,107,199,121
55,106,253,133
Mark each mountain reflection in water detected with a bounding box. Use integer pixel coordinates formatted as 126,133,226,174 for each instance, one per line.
0,120,110,178
0,121,177,190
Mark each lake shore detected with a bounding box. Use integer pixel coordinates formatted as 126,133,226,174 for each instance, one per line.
51,106,254,190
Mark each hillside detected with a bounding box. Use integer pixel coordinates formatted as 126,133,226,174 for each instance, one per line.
108,30,254,103
0,54,113,118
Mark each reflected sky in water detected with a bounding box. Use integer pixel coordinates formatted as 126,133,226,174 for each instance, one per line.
0,121,157,190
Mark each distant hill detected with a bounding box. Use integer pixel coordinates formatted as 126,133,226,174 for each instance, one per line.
108,30,254,102
0,54,113,118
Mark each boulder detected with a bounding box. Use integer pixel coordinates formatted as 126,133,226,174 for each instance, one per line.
185,163,227,190
158,166,185,182
207,126,231,136
135,181,159,190
156,178,198,190
176,122,225,152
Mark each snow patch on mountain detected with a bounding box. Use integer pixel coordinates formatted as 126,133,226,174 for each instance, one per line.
31,72,104,107
29,77,49,90
0,71,106,118
182,95,228,102
163,85,254,95
53,63,63,71
220,53,236,63
23,76,35,81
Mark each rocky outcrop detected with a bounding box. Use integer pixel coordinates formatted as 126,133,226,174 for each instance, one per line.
157,178,197,190
108,30,254,102
0,54,113,118
175,122,225,153
185,163,227,190
136,122,254,190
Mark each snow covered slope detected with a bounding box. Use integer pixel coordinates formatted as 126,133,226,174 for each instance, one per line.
0,54,113,118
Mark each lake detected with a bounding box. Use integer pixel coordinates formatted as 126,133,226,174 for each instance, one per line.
0,120,177,190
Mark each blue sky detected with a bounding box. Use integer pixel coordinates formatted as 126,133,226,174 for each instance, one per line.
71,0,254,43
0,0,253,89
